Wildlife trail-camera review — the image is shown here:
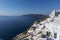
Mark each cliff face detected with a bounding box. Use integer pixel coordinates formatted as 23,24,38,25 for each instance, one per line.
13,31,28,40
13,14,49,40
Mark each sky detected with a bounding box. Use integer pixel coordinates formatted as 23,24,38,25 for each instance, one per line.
0,0,60,16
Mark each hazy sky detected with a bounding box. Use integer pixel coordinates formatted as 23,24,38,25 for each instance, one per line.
0,0,60,16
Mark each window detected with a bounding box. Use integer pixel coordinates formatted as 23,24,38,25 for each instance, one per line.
55,12,60,17
54,33,57,38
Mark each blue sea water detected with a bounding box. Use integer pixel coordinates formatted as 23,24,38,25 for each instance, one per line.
0,16,42,40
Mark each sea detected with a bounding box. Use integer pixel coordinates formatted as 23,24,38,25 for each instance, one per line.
0,16,44,40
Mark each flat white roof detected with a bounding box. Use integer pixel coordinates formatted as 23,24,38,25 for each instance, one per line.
55,10,60,12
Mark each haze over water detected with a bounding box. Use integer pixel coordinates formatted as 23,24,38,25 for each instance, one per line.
0,0,60,40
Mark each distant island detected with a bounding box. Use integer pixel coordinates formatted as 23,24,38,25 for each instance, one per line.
22,14,49,19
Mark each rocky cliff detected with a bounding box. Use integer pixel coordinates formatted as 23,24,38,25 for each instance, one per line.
13,14,49,40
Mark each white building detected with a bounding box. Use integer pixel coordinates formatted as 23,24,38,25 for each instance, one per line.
25,10,60,40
